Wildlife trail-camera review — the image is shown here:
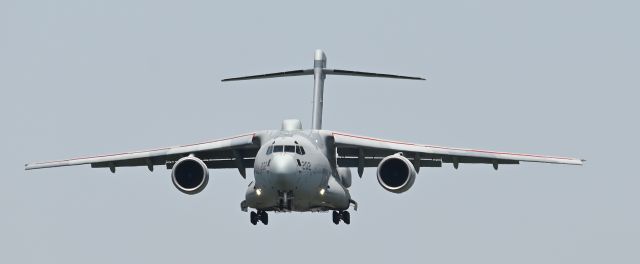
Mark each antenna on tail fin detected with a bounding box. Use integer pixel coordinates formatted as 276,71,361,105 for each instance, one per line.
221,50,425,130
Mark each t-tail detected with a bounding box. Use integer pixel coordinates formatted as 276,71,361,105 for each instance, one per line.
221,50,425,130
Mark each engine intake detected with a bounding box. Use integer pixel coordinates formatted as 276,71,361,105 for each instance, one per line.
172,156,209,195
377,154,417,193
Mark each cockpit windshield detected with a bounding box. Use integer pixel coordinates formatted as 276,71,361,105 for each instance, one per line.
266,145,306,155
273,145,283,153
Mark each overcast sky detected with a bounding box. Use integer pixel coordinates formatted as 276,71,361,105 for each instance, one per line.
1,1,638,263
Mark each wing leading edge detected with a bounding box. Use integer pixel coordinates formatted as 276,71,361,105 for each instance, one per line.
25,133,259,171
330,131,584,169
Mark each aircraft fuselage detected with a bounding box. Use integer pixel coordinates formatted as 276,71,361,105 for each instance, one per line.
243,129,352,212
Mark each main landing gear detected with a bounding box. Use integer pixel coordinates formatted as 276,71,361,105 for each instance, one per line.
332,210,350,225
250,210,269,225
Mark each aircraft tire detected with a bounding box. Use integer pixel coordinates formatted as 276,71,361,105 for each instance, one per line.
250,211,258,225
259,211,269,225
332,211,340,225
341,211,350,225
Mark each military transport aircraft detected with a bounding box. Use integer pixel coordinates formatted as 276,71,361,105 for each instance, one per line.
25,50,583,225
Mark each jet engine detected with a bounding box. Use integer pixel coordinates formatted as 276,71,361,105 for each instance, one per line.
376,154,417,193
336,167,352,188
172,156,209,195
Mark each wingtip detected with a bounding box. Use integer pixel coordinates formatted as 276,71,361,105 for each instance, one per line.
24,163,40,170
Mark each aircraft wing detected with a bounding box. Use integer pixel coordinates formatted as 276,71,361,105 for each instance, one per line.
25,133,260,173
330,131,583,171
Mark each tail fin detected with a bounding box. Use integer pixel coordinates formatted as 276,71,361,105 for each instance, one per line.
221,50,425,129
324,69,424,80
221,69,423,82
221,69,314,82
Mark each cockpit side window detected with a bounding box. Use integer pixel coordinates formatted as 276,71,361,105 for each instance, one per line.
266,146,273,154
284,145,295,153
296,146,306,155
273,145,283,153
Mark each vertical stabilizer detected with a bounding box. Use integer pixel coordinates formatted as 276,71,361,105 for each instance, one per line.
311,50,327,130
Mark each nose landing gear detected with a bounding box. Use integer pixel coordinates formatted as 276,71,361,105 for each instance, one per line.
250,210,269,225
278,191,293,211
332,210,350,225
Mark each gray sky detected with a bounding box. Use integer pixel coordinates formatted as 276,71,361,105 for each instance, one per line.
1,0,638,263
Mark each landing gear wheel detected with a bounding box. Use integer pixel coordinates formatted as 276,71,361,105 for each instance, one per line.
332,211,340,225
259,211,269,225
341,211,351,225
250,211,258,225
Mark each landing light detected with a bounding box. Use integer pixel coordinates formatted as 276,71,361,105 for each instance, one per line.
256,188,262,196
319,188,326,196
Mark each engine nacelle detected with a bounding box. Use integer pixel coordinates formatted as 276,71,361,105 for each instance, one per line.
172,156,209,195
336,167,352,188
377,153,417,193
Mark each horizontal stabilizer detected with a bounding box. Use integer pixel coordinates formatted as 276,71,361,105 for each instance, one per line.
221,69,313,82
222,69,424,82
220,49,424,130
324,69,425,80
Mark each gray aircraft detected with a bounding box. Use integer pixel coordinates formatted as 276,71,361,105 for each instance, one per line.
25,50,583,225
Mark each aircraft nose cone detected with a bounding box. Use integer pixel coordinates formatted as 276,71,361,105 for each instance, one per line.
270,154,298,189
